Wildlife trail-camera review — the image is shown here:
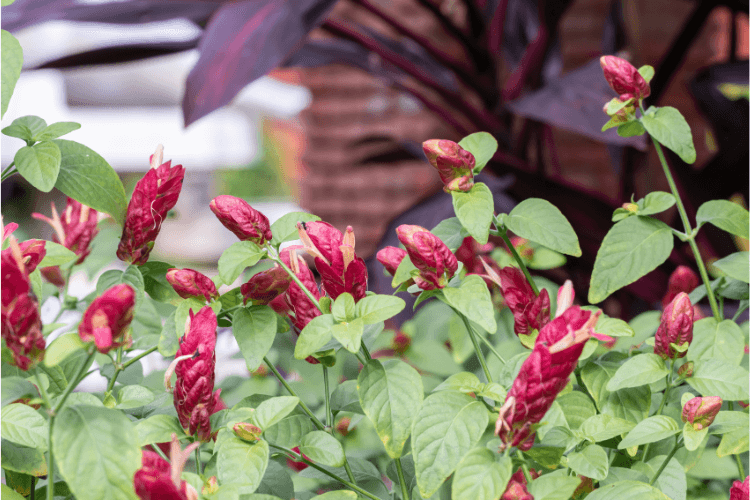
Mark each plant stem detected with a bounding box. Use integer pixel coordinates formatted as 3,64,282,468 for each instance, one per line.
51,268,76,324
495,223,539,296
152,443,169,462
272,255,324,313
52,351,96,415
1,161,16,181
217,305,243,320
46,413,54,500
34,373,53,410
195,446,202,476
106,346,126,393
395,457,410,500
355,352,368,365
475,331,506,365
263,357,325,431
729,402,746,479
516,451,533,484
323,365,332,429
652,139,720,320
732,302,749,322
360,342,372,362
649,437,680,485
121,346,158,370
458,311,493,383
643,371,671,461
269,444,377,500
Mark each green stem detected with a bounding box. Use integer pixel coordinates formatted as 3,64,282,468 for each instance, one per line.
732,303,749,322
355,352,368,365
263,357,325,431
52,351,96,415
729,402,746,479
323,365,332,429
1,162,16,181
649,437,681,485
122,346,158,370
217,305,243,320
152,443,169,462
269,444,377,500
272,255,324,313
395,457,410,500
475,331,506,365
458,311,493,383
34,373,53,410
643,372,671,461
51,268,76,324
46,413,54,500
360,342,372,362
105,346,125,393
195,445,202,476
652,139,720,320
517,451,533,484
494,223,539,296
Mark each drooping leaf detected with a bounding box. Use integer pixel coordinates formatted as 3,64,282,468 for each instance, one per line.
38,241,77,268
43,333,85,367
713,252,749,283
441,274,496,334
687,358,750,400
451,449,512,500
218,241,266,285
696,200,749,239
217,437,269,492
458,132,498,173
567,444,609,480
618,416,681,449
1,30,23,118
451,182,494,245
299,431,345,467
502,198,581,257
135,414,186,446
233,306,277,371
294,314,334,359
269,212,320,247
1,404,48,450
1,439,47,476
641,106,696,163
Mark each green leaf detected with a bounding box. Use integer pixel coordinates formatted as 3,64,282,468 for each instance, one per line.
252,396,300,430
37,364,68,396
174,297,208,340
710,411,748,435
263,414,316,449
606,353,669,391
527,246,566,270
33,122,81,141
688,318,745,365
53,140,128,226
332,293,356,323
217,437,269,491
331,317,364,353
269,212,320,247
617,121,646,137
458,132,498,173
43,333,85,367
294,314,334,359
682,424,708,452
452,182,494,244
713,252,749,283
524,446,566,470
638,192,676,216
157,311,179,357
218,241,266,284
433,372,483,394
358,359,424,458
355,294,406,325
412,391,489,498
503,198,581,257
299,431,345,467
37,241,77,268
330,380,363,414
53,405,141,500
687,358,750,400
431,217,469,252
595,314,635,338
233,306,277,371
14,141,61,192
589,216,674,303
581,354,651,424
392,254,418,288
634,455,686,500
116,385,154,410
0,484,26,500
586,480,671,500
2,116,46,142
528,470,582,500
138,261,179,302
311,492,357,500
717,427,749,457
618,416,681,449
1,404,48,450
1,439,47,476
641,106,696,163
441,275,496,333
1,30,23,118
567,444,609,480
579,414,635,443
451,449,512,500
557,391,597,430
696,200,749,239
135,414,186,446
1,377,37,407
638,65,655,82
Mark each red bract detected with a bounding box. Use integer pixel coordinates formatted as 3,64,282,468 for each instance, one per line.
79,284,136,354
270,246,322,364
241,266,292,305
166,268,219,302
496,307,600,450
134,434,199,500
654,292,694,360
1,239,45,370
493,266,550,337
298,222,368,301
730,476,749,500
600,55,650,104
422,139,475,192
33,197,99,264
455,237,496,276
500,467,540,500
392,331,411,355
396,225,457,290
17,239,46,273
209,195,272,245
287,446,310,472
662,266,700,309
172,306,220,441
376,246,408,276
117,146,185,265
682,396,722,430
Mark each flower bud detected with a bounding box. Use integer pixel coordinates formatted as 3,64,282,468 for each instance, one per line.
730,476,749,500
79,284,135,354
134,433,200,500
678,361,694,378
422,139,475,192
210,195,272,245
662,266,700,309
336,416,352,436
33,198,99,264
509,237,533,261
117,147,185,265
41,266,65,287
622,202,638,212
377,246,408,276
600,55,651,104
496,266,550,337
166,268,219,302
392,331,411,355
241,267,291,305
654,292,694,359
682,396,722,430
202,477,219,496
396,225,458,290
233,422,263,442
500,467,540,500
